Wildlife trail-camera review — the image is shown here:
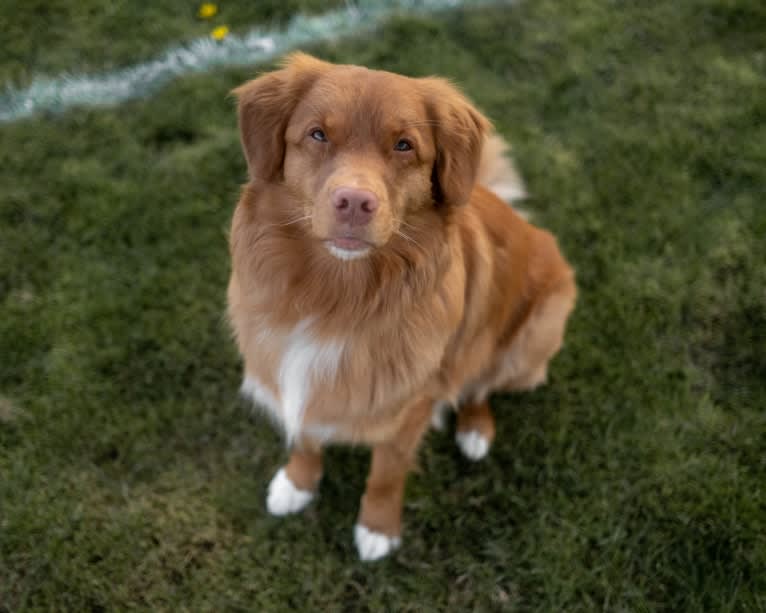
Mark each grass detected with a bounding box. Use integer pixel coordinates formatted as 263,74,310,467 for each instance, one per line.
1,0,765,610
0,0,345,86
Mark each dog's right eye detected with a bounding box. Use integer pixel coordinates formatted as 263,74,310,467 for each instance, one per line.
309,128,328,142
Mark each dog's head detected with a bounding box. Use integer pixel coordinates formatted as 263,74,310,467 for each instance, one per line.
234,53,489,260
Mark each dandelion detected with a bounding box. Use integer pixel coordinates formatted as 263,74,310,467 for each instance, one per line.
198,3,218,19
211,25,230,41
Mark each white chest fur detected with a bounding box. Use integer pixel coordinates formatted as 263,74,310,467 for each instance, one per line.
240,319,343,444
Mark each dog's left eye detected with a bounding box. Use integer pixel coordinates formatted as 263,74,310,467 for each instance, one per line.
394,139,413,152
310,128,328,142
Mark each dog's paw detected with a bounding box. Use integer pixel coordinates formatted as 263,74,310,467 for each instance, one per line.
266,468,314,516
354,524,401,561
430,401,450,431
455,430,490,461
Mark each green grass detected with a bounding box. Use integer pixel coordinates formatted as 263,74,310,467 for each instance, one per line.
0,0,345,86
1,0,765,610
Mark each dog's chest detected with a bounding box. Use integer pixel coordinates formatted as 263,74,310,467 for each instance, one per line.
241,318,344,443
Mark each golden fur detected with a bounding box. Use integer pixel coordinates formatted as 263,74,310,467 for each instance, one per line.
227,53,576,559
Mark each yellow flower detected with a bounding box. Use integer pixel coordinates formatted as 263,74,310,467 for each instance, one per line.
211,25,229,41
198,3,218,19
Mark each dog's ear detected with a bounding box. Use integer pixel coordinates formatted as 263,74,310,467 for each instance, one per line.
233,53,329,182
421,78,490,207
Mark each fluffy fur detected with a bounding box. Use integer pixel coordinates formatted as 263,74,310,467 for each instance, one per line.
227,53,576,560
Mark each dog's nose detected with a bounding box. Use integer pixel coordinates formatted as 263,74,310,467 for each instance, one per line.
332,187,379,226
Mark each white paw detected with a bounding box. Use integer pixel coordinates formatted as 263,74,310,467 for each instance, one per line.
354,524,401,561
456,430,490,461
266,468,314,516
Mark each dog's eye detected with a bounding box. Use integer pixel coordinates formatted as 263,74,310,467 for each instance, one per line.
394,139,413,152
310,128,328,142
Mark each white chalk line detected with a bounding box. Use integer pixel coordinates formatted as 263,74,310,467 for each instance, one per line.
0,0,510,123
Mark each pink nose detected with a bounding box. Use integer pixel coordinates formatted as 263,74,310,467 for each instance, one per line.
332,187,379,227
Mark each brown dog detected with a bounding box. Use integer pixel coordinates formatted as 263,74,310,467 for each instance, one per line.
227,53,576,560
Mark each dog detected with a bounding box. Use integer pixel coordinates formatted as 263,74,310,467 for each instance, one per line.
227,53,576,561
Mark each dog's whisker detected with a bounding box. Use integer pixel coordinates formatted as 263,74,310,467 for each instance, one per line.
393,216,422,234
257,214,313,233
395,229,424,251
398,219,420,232
277,214,313,227
402,120,444,127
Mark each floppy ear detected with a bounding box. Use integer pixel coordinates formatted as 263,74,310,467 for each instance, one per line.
232,53,329,182
421,78,491,207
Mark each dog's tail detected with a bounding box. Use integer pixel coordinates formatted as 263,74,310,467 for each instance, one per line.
476,133,527,209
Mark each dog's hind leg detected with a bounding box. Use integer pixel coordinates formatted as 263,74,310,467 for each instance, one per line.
456,400,496,461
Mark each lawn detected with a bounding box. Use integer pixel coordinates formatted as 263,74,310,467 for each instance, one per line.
1,0,765,610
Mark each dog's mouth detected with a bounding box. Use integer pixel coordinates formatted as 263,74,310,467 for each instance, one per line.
324,236,374,261
330,236,369,250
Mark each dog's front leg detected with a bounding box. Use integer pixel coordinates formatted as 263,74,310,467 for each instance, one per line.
266,436,323,516
355,397,433,561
